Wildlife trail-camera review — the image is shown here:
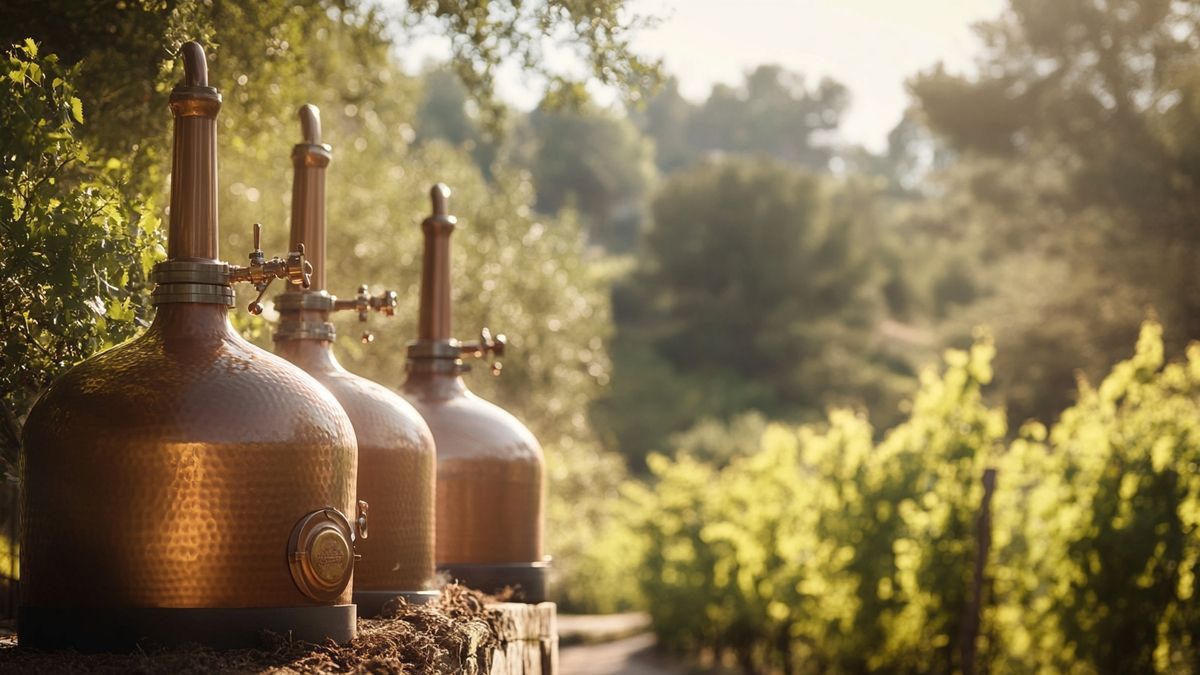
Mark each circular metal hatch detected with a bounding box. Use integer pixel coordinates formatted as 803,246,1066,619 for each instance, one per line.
288,508,355,602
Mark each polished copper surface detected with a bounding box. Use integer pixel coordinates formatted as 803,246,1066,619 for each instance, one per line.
417,185,456,342
278,340,436,594
403,185,545,569
274,104,436,598
22,304,357,608
289,104,331,291
403,373,544,565
19,42,359,641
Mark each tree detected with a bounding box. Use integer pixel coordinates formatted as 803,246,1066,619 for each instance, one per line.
634,65,849,173
400,0,662,127
526,101,656,252
0,40,156,474
632,76,695,172
414,67,500,174
646,159,893,404
597,158,915,465
908,0,1200,423
0,0,662,197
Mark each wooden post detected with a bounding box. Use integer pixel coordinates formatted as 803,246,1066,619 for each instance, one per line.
960,467,996,675
487,602,558,675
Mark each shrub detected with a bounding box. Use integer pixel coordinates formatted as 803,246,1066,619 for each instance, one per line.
623,324,1200,673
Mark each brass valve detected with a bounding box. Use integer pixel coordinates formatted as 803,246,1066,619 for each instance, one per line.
460,327,506,376
333,284,398,321
230,223,313,314
355,500,369,542
333,284,398,343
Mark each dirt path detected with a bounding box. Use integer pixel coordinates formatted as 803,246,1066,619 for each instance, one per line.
559,633,686,675
557,612,650,644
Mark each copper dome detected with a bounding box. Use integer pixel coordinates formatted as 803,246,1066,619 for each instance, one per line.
274,105,438,616
402,185,547,602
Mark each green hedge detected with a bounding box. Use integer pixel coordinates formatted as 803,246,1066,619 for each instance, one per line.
611,322,1200,673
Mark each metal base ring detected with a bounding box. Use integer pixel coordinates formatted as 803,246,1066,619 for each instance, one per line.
353,589,441,618
17,604,356,651
437,561,550,603
151,283,235,306
274,319,336,342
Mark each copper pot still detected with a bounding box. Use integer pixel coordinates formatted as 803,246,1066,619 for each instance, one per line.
273,105,438,617
18,43,363,651
402,185,548,602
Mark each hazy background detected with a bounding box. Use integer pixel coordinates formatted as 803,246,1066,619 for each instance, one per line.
4,0,1200,671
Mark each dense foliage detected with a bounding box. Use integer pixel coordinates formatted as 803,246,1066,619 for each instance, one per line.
593,158,915,466
990,322,1200,672
0,40,157,473
600,322,1200,672
400,0,661,126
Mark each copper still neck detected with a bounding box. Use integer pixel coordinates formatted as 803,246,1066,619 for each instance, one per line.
275,104,335,349
418,184,456,342
407,186,505,375
289,104,332,291
167,41,221,262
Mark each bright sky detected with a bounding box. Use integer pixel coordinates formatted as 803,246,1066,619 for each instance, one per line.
391,0,1007,152
627,0,1007,151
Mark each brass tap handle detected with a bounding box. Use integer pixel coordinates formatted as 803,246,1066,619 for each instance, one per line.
460,327,507,376
249,222,266,267
247,286,270,315
229,223,314,314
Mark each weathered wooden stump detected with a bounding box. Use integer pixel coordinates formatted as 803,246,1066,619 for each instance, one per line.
486,602,558,675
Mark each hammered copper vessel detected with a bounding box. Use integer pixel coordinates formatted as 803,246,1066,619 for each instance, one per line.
402,185,548,602
18,43,363,651
274,105,438,616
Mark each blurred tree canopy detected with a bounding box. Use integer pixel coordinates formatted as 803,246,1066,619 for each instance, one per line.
633,66,850,173
643,160,879,385
909,0,1200,424
413,69,658,253
593,158,915,466
414,67,500,173
524,100,656,252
